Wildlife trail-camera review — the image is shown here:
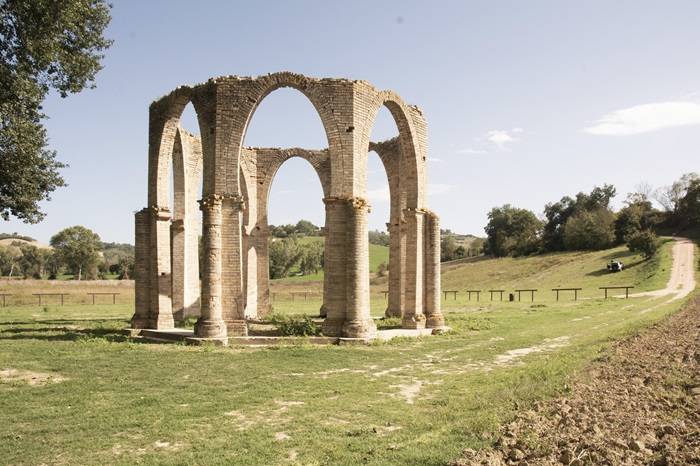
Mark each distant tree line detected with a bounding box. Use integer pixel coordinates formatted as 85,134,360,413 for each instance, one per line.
0,227,134,280
270,220,321,238
483,173,700,259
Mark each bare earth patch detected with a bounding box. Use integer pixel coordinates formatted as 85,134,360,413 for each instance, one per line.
492,336,570,367
390,380,423,404
454,296,700,466
0,368,66,386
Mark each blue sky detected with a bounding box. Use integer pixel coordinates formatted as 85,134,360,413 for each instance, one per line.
5,0,700,243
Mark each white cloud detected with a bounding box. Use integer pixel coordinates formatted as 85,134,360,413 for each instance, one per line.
584,101,700,136
486,130,514,147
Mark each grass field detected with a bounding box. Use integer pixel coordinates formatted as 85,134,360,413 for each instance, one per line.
0,238,693,465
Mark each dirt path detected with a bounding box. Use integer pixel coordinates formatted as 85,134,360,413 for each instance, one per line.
631,237,696,301
454,296,700,466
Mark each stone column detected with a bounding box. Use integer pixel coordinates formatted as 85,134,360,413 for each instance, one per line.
402,208,426,329
321,197,347,337
221,194,248,336
424,211,445,328
194,195,227,339
341,197,377,339
319,204,330,318
149,205,175,329
131,208,151,328
385,221,404,318
170,219,186,322
255,225,272,316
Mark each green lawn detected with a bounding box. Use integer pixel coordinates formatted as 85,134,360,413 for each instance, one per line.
0,238,694,465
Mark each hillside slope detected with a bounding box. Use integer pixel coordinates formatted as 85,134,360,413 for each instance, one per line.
441,238,677,301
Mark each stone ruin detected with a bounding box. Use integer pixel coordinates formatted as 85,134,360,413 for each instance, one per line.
129,72,444,343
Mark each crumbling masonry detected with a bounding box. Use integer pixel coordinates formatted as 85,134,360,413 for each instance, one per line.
130,72,444,342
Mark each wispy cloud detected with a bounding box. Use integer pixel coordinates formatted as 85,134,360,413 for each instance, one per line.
584,101,700,136
486,127,523,148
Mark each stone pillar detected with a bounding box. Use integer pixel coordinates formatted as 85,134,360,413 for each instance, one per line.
242,229,258,319
149,205,175,329
319,205,330,318
386,222,404,318
170,219,186,322
402,208,426,329
341,198,377,339
221,194,248,336
321,197,347,337
194,195,227,340
131,208,151,328
424,212,445,328
255,225,272,316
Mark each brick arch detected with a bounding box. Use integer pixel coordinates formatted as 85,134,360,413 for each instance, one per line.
259,149,331,208
147,87,209,208
224,72,341,196
359,90,425,210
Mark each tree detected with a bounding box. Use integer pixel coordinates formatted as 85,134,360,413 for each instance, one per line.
298,241,323,275
484,205,542,257
441,234,459,262
268,238,302,279
654,173,699,213
17,243,45,278
0,242,22,276
368,229,390,246
0,0,112,222
50,225,102,280
614,195,657,244
626,230,659,259
294,220,320,237
542,184,616,251
562,208,615,251
676,178,700,228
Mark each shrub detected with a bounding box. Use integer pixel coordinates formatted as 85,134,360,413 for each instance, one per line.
269,314,321,337
626,230,659,259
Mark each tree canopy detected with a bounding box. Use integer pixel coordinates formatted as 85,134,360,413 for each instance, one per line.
0,0,112,223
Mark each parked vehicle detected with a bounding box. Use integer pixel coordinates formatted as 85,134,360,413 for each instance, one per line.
606,260,624,272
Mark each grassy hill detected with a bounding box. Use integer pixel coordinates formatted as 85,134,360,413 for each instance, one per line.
441,237,675,302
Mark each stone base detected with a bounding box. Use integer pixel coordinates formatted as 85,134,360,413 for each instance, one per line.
322,318,344,337
149,315,175,330
384,307,402,318
129,317,150,329
319,305,327,318
194,318,227,338
341,318,377,339
426,314,446,329
185,336,229,346
225,319,248,336
401,314,427,329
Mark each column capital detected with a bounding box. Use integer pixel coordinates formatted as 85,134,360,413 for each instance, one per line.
148,205,171,221
322,196,371,212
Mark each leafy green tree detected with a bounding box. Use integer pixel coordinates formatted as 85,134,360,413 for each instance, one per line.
17,243,45,278
614,195,656,244
484,205,542,257
299,241,323,275
654,172,699,213
440,234,459,262
562,208,615,251
369,229,390,246
0,242,22,276
50,225,102,280
268,237,302,279
626,230,659,259
294,220,320,237
676,178,700,228
542,184,616,251
0,0,112,222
